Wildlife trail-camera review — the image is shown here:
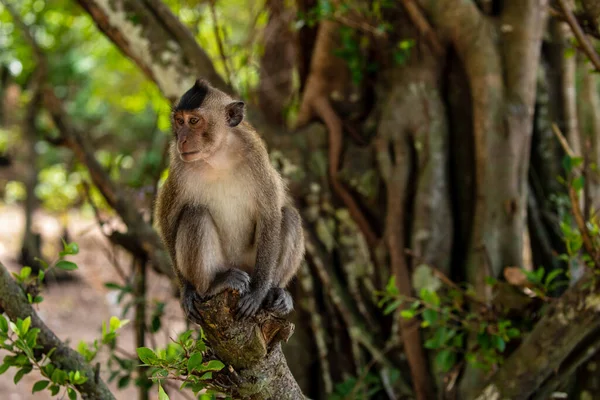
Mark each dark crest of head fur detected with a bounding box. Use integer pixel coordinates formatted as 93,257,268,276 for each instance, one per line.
175,79,210,111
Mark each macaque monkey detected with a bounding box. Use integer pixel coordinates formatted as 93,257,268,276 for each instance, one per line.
155,79,304,321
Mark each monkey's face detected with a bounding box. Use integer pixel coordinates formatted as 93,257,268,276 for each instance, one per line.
172,110,223,163
172,79,246,163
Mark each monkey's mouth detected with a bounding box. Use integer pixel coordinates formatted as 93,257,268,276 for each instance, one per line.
180,150,202,162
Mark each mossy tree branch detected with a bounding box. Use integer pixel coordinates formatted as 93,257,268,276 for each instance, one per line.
475,270,600,400
0,261,116,399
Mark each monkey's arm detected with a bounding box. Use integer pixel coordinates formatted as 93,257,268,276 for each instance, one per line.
236,205,282,319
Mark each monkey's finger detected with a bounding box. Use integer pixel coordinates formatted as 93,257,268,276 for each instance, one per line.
185,306,203,324
184,300,203,324
236,298,258,320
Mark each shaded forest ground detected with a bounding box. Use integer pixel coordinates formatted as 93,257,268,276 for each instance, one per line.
0,204,189,400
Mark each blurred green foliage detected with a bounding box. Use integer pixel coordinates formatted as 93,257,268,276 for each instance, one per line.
0,0,269,212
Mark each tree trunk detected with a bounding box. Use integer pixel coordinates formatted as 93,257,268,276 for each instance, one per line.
19,68,43,270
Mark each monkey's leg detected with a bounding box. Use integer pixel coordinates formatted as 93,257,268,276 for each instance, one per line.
263,206,304,316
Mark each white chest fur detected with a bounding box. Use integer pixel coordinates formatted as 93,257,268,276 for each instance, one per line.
180,165,258,267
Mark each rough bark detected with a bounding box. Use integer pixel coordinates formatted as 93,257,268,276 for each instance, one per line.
0,261,116,399
475,271,600,400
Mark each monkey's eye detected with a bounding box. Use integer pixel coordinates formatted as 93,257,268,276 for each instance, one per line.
176,118,185,125
189,117,199,125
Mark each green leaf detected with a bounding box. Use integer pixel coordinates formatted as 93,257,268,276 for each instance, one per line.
65,242,79,255
187,353,203,372
419,289,440,307
453,334,464,347
204,360,225,371
50,384,60,396
55,261,78,271
400,309,415,319
383,299,402,315
68,387,77,400
34,258,49,270
199,371,213,380
51,368,68,384
109,316,129,332
136,347,158,365
385,275,398,295
118,375,131,388
158,384,170,400
422,309,438,325
562,155,575,174
0,363,10,375
477,332,491,349
0,315,8,333
435,349,456,372
507,328,520,338
21,317,31,335
21,267,32,280
14,367,27,384
573,176,585,191
32,380,50,393
492,335,506,352
544,269,563,287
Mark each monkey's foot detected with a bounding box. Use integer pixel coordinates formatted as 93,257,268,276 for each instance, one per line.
182,283,204,324
263,288,293,316
204,268,251,298
236,288,269,320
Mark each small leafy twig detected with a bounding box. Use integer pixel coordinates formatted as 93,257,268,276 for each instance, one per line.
552,123,599,266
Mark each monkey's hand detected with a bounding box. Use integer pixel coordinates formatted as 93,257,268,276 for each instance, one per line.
236,287,269,320
263,287,294,316
204,268,251,298
182,283,204,325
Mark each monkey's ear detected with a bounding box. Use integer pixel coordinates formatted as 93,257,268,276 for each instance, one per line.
226,101,245,127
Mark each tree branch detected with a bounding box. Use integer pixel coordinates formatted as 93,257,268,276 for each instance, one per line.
195,290,304,400
76,0,227,101
0,261,116,399
42,89,174,278
475,271,600,400
557,0,600,71
400,0,444,56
